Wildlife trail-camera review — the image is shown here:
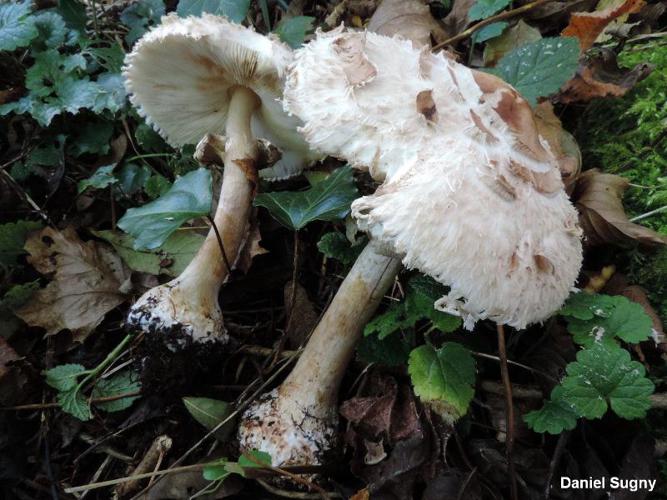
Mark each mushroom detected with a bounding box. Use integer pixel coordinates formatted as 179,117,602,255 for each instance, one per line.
238,27,582,475
123,14,315,344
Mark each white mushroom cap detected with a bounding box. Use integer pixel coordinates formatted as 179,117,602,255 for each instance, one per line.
124,14,315,172
285,28,583,329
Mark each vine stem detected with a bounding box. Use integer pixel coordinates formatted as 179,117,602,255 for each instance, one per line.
497,323,518,500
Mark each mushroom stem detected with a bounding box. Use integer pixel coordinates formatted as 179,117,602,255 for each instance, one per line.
238,244,401,467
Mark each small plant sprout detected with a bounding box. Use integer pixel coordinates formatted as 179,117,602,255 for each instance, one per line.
239,27,584,481
122,14,314,345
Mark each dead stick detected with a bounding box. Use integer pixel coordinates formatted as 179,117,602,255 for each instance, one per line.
2,391,141,411
497,323,519,500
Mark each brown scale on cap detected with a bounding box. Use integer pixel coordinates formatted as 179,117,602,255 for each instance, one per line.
416,89,437,122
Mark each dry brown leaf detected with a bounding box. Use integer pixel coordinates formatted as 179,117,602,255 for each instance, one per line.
350,488,371,500
557,48,652,104
16,226,131,342
283,280,319,348
573,169,667,247
368,0,447,47
236,216,268,274
442,0,476,39
561,0,645,50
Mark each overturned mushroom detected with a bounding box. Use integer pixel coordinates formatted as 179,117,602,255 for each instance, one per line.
239,27,582,474
123,14,314,344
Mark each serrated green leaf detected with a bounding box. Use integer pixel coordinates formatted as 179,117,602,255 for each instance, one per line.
117,168,212,250
559,343,654,420
92,370,141,412
468,0,510,21
93,229,204,277
317,232,365,266
58,0,87,32
472,21,508,44
121,0,165,45
357,331,412,366
0,0,38,51
274,16,314,48
254,166,359,230
69,120,114,157
57,386,92,421
86,44,125,73
408,343,476,421
78,165,117,193
92,72,126,113
524,386,578,434
33,11,69,48
488,37,580,105
0,220,42,267
177,0,250,23
44,364,87,391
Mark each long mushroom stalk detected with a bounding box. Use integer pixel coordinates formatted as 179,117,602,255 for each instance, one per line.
122,14,316,345
239,244,401,467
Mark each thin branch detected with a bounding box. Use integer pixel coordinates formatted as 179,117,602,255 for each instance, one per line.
497,324,519,500
2,391,141,411
207,215,232,275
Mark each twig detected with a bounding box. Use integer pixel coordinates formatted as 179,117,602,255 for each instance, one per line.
207,215,232,275
496,324,518,500
239,344,300,359
630,205,667,222
471,351,559,383
2,391,141,411
544,430,570,498
116,435,172,497
256,479,341,499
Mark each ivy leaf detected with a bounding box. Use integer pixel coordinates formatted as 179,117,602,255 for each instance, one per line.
0,220,42,267
0,0,38,51
274,16,315,48
57,386,92,421
472,21,508,44
488,37,580,105
117,168,212,250
560,293,653,347
317,232,365,266
177,0,250,23
44,364,86,391
78,165,117,193
120,0,165,45
254,166,359,230
92,370,141,412
524,386,578,434
468,0,510,21
408,342,476,421
559,343,654,420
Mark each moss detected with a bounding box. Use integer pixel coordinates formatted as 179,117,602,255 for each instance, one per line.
577,42,667,235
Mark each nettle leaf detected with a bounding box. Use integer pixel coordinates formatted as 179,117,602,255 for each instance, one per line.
117,168,212,250
92,370,141,412
408,343,476,421
317,232,365,266
0,0,38,51
254,166,359,230
472,21,508,44
78,165,117,193
177,0,250,23
44,364,87,391
274,16,315,48
488,37,580,105
58,386,92,421
120,0,165,45
0,220,42,267
560,293,653,347
524,386,578,434
560,343,654,420
468,0,511,21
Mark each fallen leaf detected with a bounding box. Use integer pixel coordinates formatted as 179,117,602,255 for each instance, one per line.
367,0,447,47
283,281,318,348
573,169,667,247
16,226,131,342
561,0,645,51
0,337,18,380
443,0,477,39
236,217,268,274
483,20,542,66
557,48,652,104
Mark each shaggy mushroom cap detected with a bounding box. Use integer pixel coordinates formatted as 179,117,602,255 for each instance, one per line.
124,13,315,176
285,28,583,329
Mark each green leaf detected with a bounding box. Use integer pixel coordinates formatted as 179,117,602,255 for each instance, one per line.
357,332,412,366
472,21,508,44
559,343,654,420
92,72,127,113
183,397,233,434
0,281,39,311
0,220,42,267
560,293,653,347
116,163,152,195
524,387,578,435
93,229,204,277
274,16,314,48
254,166,359,230
58,0,87,32
317,232,365,266
120,0,165,45
57,386,92,421
33,11,69,48
144,174,172,199
468,0,510,21
78,165,118,193
0,0,38,51
408,343,476,421
177,0,250,23
238,450,272,472
69,120,114,156
488,37,580,105
135,123,167,152
44,364,87,391
86,44,125,73
483,20,542,66
117,168,212,250
92,370,141,412
202,461,231,482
